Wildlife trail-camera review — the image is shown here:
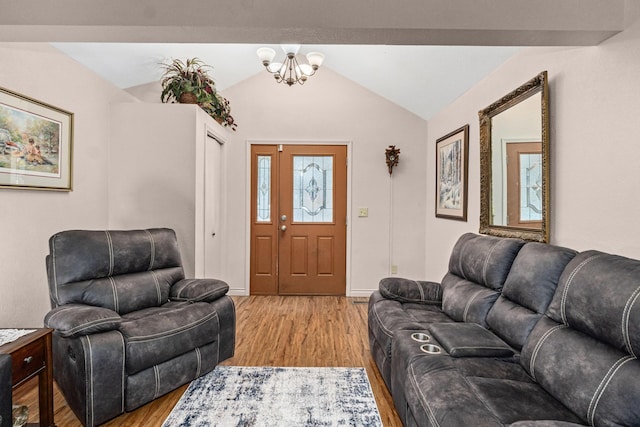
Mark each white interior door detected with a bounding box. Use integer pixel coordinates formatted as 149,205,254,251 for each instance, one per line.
204,131,224,277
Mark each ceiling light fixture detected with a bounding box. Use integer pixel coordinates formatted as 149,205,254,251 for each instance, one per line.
257,45,325,86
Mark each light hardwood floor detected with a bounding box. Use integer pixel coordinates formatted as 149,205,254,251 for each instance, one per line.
14,296,402,426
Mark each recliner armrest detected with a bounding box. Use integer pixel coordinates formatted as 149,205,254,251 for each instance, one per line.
170,278,229,303
379,277,442,304
44,304,121,338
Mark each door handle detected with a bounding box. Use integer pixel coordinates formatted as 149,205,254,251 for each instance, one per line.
280,225,287,232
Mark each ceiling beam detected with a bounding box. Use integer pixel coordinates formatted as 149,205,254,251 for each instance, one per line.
0,0,625,46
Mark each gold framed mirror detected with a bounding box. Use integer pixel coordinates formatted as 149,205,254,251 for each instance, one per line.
479,71,549,242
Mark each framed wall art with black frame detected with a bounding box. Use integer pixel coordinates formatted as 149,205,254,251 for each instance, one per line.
0,86,73,191
435,124,469,221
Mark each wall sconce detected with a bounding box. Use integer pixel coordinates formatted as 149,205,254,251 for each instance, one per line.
385,145,400,175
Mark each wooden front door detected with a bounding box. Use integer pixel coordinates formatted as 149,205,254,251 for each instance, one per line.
250,144,347,295
506,141,543,229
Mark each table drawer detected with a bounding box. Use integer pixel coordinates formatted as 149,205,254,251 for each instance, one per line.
11,336,45,384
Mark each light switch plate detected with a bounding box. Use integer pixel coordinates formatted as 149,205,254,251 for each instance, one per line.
358,207,369,217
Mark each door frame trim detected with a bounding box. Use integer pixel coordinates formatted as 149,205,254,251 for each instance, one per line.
245,139,353,296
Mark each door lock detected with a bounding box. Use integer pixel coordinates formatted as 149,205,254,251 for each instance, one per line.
281,215,287,222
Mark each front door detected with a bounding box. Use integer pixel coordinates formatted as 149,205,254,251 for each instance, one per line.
250,144,347,295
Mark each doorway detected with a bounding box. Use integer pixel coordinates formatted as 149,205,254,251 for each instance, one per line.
250,144,347,295
505,141,543,229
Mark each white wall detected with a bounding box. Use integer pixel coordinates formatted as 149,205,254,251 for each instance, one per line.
221,68,428,295
425,16,640,281
0,43,137,326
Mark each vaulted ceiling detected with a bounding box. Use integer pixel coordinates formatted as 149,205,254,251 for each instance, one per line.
1,0,626,119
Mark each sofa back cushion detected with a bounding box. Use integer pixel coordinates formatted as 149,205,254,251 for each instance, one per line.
486,243,577,350
520,250,640,426
47,228,185,314
441,233,525,326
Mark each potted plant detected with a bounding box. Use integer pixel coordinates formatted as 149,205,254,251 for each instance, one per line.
160,58,237,131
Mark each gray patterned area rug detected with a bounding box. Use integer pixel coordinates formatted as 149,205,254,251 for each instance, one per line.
162,366,383,427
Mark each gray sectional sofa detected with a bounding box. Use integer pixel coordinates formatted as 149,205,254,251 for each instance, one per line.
368,233,640,426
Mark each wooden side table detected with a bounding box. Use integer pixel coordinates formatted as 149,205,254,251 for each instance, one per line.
0,329,56,427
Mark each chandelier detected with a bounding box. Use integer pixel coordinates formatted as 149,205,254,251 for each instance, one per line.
256,45,325,86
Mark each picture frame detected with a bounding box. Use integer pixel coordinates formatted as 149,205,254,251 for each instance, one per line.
0,86,73,191
435,124,469,221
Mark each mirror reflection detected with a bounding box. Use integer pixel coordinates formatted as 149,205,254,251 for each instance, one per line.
479,71,549,242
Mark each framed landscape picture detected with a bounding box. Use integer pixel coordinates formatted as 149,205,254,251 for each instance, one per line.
435,124,469,221
0,86,73,191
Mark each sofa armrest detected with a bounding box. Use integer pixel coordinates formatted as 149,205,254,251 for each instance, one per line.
44,304,121,338
379,277,442,304
170,278,229,303
429,322,515,358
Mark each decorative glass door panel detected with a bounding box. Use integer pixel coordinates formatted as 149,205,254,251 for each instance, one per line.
257,156,271,222
518,152,542,222
293,156,333,223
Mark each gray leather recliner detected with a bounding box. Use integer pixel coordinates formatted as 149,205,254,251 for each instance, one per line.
44,228,235,426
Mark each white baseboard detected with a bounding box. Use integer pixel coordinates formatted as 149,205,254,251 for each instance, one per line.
347,289,376,298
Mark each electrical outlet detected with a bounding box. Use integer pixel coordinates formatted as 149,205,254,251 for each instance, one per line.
391,265,398,274
358,207,369,218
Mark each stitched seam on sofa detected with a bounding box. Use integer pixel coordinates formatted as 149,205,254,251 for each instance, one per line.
145,229,155,271
482,240,501,287
82,335,95,427
529,324,567,381
109,276,119,313
150,270,162,306
195,347,202,377
105,230,114,277
153,365,160,399
371,303,394,338
175,279,196,299
587,355,636,425
126,311,218,342
408,362,441,427
463,289,483,322
622,286,640,357
561,255,602,325
416,281,425,301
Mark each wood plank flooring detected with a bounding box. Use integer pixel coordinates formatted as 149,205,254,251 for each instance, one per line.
13,296,401,426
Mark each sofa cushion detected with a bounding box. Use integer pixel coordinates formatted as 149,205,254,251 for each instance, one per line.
486,243,577,350
547,250,640,354
467,377,583,425
441,274,501,326
429,323,514,358
49,228,183,286
404,355,583,427
48,228,186,313
441,233,525,326
378,277,442,304
447,233,525,291
522,252,640,426
120,302,220,374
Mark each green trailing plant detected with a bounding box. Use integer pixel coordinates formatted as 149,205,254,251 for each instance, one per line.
160,58,237,131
